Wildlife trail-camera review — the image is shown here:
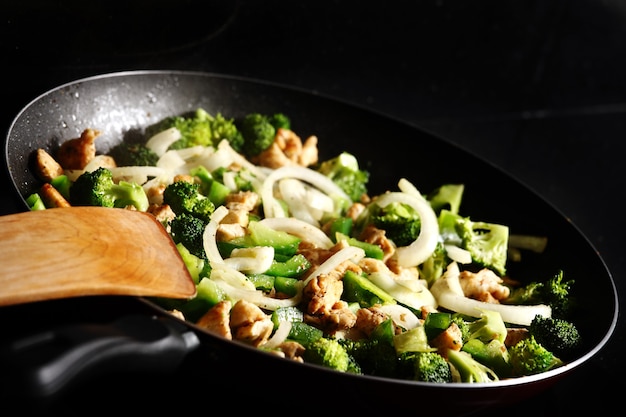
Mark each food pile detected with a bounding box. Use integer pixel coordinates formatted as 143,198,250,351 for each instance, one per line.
27,108,581,383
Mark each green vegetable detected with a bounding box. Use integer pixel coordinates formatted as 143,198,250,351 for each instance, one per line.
427,184,465,215
316,152,369,202
247,220,301,256
264,254,311,278
340,319,398,377
439,209,509,276
342,269,396,307
335,232,384,259
70,167,149,211
302,337,361,373
238,113,278,157
162,180,215,223
26,193,46,210
169,213,208,259
503,270,575,319
175,242,208,284
362,200,421,247
467,309,508,344
529,315,582,360
109,141,159,166
461,339,511,378
50,174,72,200
398,351,453,383
148,108,244,151
508,335,563,377
189,165,231,206
447,349,500,383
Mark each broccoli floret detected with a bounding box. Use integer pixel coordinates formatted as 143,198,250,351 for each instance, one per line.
109,141,159,166
238,113,277,157
450,313,471,344
508,335,563,377
302,337,361,374
438,209,508,275
169,213,208,259
447,349,500,383
268,113,291,130
529,315,582,360
503,270,575,319
427,183,465,215
398,351,453,383
316,152,369,202
162,180,215,223
418,242,448,286
70,167,149,211
340,337,398,377
210,113,245,151
366,201,420,247
147,108,244,151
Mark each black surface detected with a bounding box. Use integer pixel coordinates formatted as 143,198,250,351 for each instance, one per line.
2,1,623,415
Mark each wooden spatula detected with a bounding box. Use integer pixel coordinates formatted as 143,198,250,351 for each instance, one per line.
0,207,197,306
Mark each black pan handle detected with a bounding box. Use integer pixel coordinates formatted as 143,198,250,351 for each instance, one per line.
1,314,200,399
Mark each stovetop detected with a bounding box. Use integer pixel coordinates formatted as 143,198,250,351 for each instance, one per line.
2,1,622,414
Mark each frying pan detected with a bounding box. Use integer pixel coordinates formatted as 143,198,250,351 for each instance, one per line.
2,71,618,415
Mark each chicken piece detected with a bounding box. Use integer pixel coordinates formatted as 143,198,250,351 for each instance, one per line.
458,268,511,303
299,135,319,167
229,299,274,347
345,202,366,221
33,148,64,182
430,322,464,358
224,190,259,212
144,181,168,206
173,174,194,184
196,300,233,340
303,270,357,333
147,203,176,231
505,327,530,347
298,239,351,271
216,191,261,239
255,128,319,168
56,128,99,170
220,204,250,227
277,341,305,362
353,305,391,338
216,223,247,241
358,224,395,263
39,182,70,208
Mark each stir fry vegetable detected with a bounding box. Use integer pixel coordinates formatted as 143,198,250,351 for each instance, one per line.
26,108,581,383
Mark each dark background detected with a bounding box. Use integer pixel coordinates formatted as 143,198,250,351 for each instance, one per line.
2,1,622,414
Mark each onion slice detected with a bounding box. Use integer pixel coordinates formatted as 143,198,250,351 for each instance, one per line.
261,165,351,219
302,246,365,287
374,192,439,268
203,205,230,265
430,262,551,326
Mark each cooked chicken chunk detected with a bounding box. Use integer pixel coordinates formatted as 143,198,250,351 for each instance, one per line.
254,128,319,168
196,300,233,339
229,299,274,347
39,183,70,208
33,148,64,182
458,268,511,303
430,322,464,358
56,128,99,170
